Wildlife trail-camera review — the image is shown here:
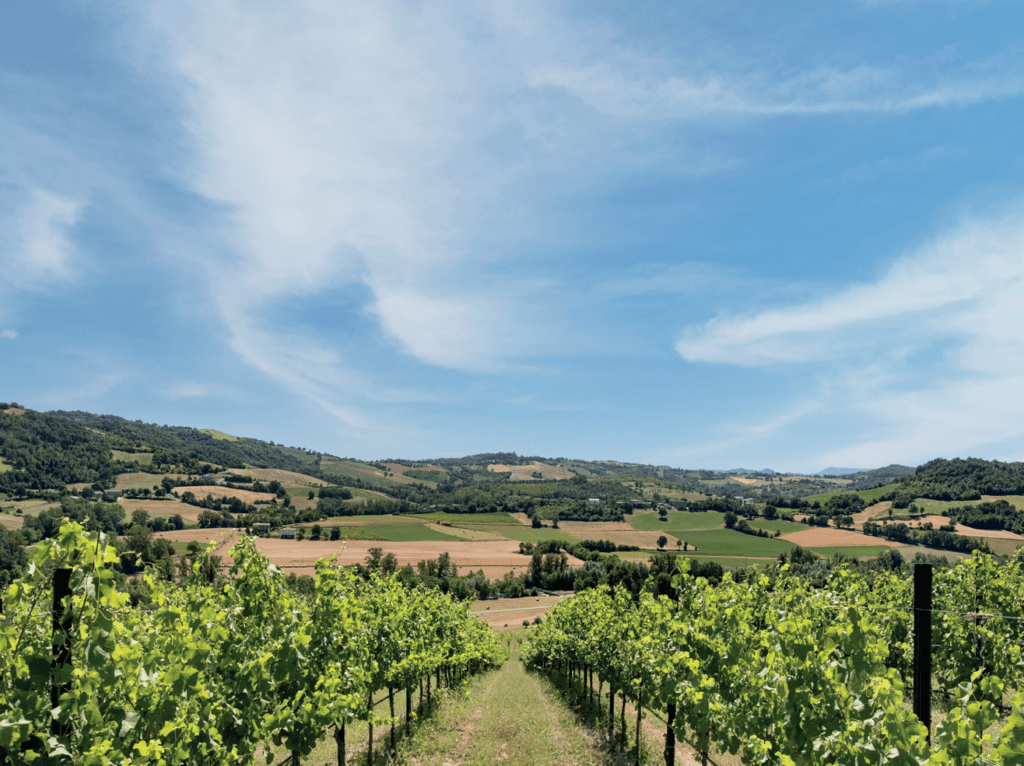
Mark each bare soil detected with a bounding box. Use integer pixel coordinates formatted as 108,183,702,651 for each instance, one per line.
781,528,902,547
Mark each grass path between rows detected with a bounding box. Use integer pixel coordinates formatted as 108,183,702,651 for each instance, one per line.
397,640,610,766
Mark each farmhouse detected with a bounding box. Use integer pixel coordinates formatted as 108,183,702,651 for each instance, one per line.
587,498,600,506
281,527,296,539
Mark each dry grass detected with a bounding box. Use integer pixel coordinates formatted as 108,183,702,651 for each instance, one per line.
171,485,276,504
0,514,24,529
487,462,574,482
118,498,202,522
252,538,583,580
221,468,328,486
115,472,189,491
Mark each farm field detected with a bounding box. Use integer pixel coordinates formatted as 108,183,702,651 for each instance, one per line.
251,537,575,579
748,518,805,533
807,545,894,559
0,512,23,529
114,472,188,491
0,457,12,473
223,467,328,486
413,511,520,525
781,527,900,548
628,510,726,531
470,595,567,631
490,526,580,545
117,498,200,522
615,550,778,567
286,525,384,541
361,522,465,542
672,529,796,557
111,450,153,464
559,521,672,549
172,485,277,504
486,461,574,481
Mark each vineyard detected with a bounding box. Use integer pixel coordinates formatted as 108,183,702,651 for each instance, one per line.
0,522,506,765
523,554,1024,765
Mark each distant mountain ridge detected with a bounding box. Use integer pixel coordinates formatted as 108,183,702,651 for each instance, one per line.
816,467,868,476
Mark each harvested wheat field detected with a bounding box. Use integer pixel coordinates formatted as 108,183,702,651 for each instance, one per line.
153,528,236,546
486,461,573,481
172,485,276,504
253,538,583,579
0,514,23,530
905,515,1024,540
222,468,328,486
118,498,201,522
855,501,892,525
470,595,568,631
559,521,667,549
115,472,188,491
781,528,902,548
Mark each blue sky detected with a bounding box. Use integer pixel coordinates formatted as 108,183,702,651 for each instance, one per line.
2,1,1023,472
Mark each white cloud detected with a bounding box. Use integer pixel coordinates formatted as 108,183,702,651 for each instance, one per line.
0,329,18,340
0,189,83,291
677,210,1024,465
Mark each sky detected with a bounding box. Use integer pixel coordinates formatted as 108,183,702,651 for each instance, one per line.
2,1,1024,473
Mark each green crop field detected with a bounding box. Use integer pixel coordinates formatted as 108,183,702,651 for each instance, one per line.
628,510,725,531
749,519,805,534
806,545,893,559
360,523,464,542
804,485,893,505
290,526,384,541
413,511,520,525
614,550,777,568
671,529,796,558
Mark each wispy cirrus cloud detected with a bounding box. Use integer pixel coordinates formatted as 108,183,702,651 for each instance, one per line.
0,329,18,340
0,188,83,292
677,209,1024,466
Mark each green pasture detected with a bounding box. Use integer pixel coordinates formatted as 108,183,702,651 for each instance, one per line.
292,526,384,541
613,550,777,568
112,450,154,465
749,518,805,534
361,523,464,542
672,529,796,558
0,458,12,473
413,511,519,525
806,546,893,559
804,485,893,506
628,510,725,532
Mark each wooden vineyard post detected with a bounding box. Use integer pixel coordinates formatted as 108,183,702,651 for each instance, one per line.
664,702,676,766
914,564,933,744
334,723,345,766
51,568,73,739
634,684,643,766
608,682,615,743
389,686,395,753
367,691,374,766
